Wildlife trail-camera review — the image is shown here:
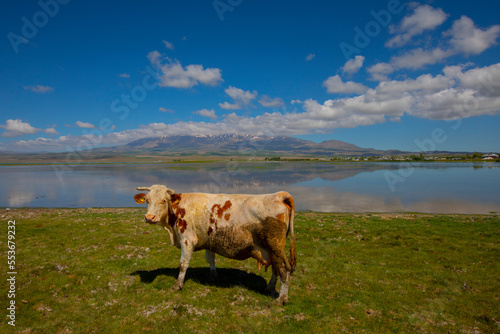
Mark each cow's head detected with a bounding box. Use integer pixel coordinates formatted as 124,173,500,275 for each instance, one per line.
134,185,175,225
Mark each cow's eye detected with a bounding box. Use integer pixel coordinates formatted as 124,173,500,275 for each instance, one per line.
161,199,167,204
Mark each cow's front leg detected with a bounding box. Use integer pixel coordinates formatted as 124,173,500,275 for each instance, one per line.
205,250,218,281
172,242,194,291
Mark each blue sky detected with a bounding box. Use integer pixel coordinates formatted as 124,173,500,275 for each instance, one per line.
1,0,500,153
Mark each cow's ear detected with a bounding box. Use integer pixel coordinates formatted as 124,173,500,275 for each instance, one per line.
167,188,175,195
134,193,147,204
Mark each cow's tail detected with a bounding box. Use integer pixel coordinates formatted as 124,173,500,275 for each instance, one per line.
284,194,296,274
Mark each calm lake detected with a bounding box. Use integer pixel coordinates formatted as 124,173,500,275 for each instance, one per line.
2,162,499,214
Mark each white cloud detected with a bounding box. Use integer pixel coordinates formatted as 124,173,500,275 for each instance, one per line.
371,13,499,81
411,88,500,120
23,85,54,93
0,119,57,138
369,46,459,81
259,95,285,108
119,73,130,78
386,5,448,47
444,16,500,55
367,62,394,82
161,63,223,88
341,55,365,74
194,108,218,120
219,86,258,109
159,107,174,113
374,73,455,99
391,47,453,70
454,63,500,96
305,53,316,61
369,47,454,81
218,102,241,110
162,40,175,50
316,62,500,124
323,75,368,94
75,121,95,129
147,51,223,89
44,128,59,135
1,119,39,137
225,86,258,104
302,98,389,127
147,50,162,66
374,63,500,120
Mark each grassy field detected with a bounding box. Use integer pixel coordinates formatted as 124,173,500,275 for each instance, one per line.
1,209,499,333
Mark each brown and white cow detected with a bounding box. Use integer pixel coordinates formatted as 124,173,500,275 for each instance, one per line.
134,185,296,305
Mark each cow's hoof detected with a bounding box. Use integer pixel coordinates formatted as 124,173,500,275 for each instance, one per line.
274,296,288,306
208,270,218,282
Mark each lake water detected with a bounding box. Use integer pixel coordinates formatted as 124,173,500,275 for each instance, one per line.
1,162,499,214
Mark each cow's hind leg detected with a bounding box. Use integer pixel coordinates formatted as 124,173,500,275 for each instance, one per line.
275,271,290,305
205,250,218,281
271,254,291,305
262,217,292,305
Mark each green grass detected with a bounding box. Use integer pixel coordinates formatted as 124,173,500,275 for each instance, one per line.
1,209,499,333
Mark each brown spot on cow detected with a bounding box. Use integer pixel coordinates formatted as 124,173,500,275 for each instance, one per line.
176,207,186,218
211,200,232,219
209,213,217,232
207,226,213,236
171,194,186,218
185,240,188,246
208,213,218,231
167,210,177,227
177,219,188,233
224,213,230,221
276,213,285,222
168,193,188,229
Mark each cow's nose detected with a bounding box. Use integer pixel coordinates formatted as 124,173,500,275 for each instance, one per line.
144,214,157,223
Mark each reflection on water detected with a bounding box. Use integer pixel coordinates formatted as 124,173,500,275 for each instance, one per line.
1,162,499,214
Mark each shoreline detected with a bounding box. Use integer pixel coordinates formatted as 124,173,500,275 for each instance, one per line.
1,156,499,166
1,159,499,167
2,207,498,217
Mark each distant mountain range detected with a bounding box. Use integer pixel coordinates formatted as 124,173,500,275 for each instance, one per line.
3,134,483,163
107,134,406,157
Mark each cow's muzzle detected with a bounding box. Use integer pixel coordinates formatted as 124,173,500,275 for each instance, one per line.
144,214,158,224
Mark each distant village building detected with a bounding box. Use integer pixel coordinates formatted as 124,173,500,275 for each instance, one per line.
482,153,499,160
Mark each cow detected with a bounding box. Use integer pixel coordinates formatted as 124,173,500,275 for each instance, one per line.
133,185,296,305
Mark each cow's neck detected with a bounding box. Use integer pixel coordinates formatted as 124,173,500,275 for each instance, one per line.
161,201,181,248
